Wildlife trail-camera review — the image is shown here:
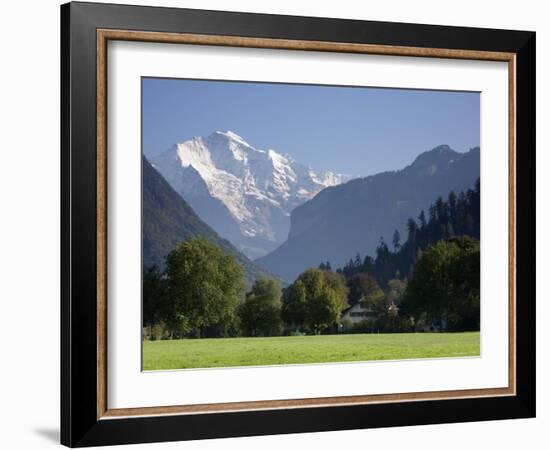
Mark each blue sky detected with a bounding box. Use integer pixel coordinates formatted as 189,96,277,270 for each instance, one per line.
142,78,479,176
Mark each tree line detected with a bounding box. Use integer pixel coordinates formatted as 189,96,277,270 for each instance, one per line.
144,181,481,339
330,180,481,332
143,237,353,339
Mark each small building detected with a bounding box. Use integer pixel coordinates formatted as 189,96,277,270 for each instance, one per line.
341,299,400,330
388,302,399,315
341,300,377,325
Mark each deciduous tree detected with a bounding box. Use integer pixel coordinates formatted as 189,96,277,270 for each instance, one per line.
143,265,168,336
402,236,479,331
283,268,348,334
165,237,244,337
238,278,282,336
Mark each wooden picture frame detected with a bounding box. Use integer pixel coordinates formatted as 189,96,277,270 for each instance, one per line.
61,1,535,447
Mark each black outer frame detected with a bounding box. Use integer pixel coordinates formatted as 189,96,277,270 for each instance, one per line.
60,1,536,447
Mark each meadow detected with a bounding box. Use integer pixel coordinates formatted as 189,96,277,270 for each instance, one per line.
142,332,480,370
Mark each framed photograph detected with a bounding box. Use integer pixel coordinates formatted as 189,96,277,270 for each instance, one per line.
61,1,536,447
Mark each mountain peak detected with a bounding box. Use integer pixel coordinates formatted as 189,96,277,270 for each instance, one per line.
419,144,456,156
223,130,245,140
152,131,352,259
257,146,480,281
409,145,460,170
211,130,251,147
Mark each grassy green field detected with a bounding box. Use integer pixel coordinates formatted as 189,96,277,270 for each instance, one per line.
142,332,480,370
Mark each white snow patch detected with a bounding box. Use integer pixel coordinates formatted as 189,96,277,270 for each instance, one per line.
152,131,354,248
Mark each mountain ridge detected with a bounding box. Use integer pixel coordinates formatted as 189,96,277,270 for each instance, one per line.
257,145,480,281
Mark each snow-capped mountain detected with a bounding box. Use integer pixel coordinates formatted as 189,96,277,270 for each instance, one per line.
151,131,352,259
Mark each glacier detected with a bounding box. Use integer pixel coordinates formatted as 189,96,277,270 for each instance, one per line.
152,131,351,259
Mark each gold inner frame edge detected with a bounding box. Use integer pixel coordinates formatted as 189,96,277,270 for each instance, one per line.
96,29,517,420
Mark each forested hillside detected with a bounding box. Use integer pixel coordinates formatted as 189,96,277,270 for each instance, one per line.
337,179,480,284
142,156,272,285
257,146,480,281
